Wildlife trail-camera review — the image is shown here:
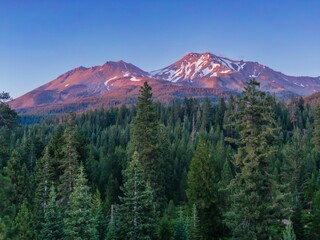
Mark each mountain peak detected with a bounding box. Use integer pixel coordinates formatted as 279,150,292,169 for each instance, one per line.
151,52,247,82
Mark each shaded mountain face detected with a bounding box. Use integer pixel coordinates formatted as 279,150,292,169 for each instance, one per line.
10,52,320,114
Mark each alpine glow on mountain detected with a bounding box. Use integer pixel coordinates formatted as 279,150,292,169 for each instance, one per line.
10,52,320,114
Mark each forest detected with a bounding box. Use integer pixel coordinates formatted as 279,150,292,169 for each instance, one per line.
1,79,320,240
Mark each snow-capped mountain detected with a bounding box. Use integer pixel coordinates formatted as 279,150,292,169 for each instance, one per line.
150,52,246,82
150,52,320,96
10,52,320,114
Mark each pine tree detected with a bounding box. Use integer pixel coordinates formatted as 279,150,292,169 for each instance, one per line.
58,113,79,210
187,136,220,238
0,217,6,240
189,204,201,240
3,151,29,207
105,205,119,240
118,151,159,240
0,172,16,226
310,190,320,239
41,184,64,240
225,79,282,240
174,209,188,240
34,147,54,234
0,92,18,129
130,81,165,207
64,164,97,240
35,147,54,210
313,104,320,151
282,221,296,240
91,189,106,240
281,129,307,239
13,202,35,240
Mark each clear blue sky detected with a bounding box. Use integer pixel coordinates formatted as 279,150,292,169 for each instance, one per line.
1,0,319,98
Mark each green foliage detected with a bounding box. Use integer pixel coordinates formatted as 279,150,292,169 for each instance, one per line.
2,86,320,239
187,136,221,238
130,81,165,207
0,218,5,240
189,204,201,240
58,113,80,210
41,184,64,240
119,151,159,240
313,104,320,151
0,92,18,129
13,202,35,240
174,209,188,240
282,221,296,240
64,165,97,240
105,205,119,240
225,79,282,240
91,189,106,240
310,190,320,239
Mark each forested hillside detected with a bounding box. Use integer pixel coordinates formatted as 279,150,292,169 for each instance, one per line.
1,80,320,239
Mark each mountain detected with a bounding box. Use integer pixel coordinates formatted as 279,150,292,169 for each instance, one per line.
10,52,320,114
151,52,320,95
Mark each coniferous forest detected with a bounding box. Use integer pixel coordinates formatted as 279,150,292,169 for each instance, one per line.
1,79,320,239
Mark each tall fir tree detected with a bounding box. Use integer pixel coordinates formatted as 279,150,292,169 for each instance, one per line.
281,129,307,239
225,79,282,240
174,209,188,240
282,221,296,240
105,205,119,240
3,151,30,208
312,104,320,153
0,172,16,232
130,81,165,207
310,190,320,239
91,189,106,240
41,184,64,240
187,136,220,239
58,113,79,210
188,204,201,240
64,164,97,240
0,217,5,240
34,147,54,233
13,202,35,240
118,151,159,240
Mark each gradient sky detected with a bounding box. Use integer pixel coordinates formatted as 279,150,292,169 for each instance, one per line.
1,0,319,98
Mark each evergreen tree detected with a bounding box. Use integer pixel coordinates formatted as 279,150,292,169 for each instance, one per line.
41,184,64,240
130,81,165,207
91,189,106,240
310,190,320,239
189,204,201,240
0,92,18,168
105,205,119,240
64,164,97,240
0,172,16,227
13,202,35,240
58,113,79,210
174,209,188,240
119,151,159,240
0,217,6,240
187,137,220,238
282,221,296,240
225,79,282,240
34,147,54,230
0,92,18,129
281,129,307,239
313,104,320,151
3,151,30,207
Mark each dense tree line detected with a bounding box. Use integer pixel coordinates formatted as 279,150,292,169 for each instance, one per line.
1,80,320,239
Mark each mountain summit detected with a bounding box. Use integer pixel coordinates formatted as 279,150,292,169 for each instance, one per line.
10,52,320,114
